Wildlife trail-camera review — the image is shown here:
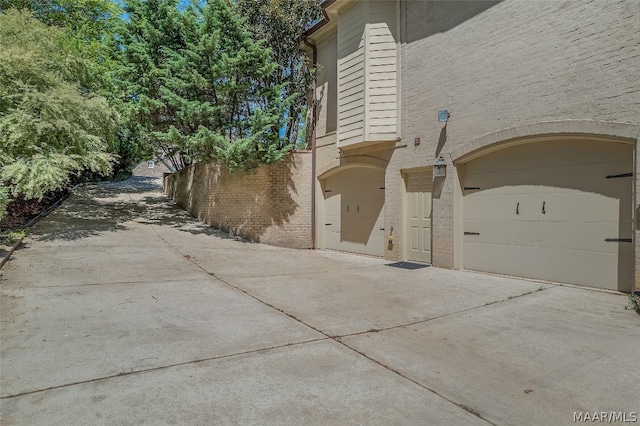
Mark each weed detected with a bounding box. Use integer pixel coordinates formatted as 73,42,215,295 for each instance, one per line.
458,404,481,417
625,293,640,316
0,228,27,246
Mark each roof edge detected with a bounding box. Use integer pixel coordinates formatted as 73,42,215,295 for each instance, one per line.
303,0,339,38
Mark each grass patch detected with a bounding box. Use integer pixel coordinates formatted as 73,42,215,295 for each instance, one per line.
625,293,640,316
0,228,28,246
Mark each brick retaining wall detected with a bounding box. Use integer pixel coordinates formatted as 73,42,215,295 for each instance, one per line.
164,152,312,249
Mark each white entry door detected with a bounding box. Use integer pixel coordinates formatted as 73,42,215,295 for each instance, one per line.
404,169,432,263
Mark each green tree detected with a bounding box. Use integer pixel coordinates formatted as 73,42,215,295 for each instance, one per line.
0,0,121,94
0,0,149,178
118,0,293,171
0,0,118,39
116,0,192,171
236,0,321,147
0,10,118,215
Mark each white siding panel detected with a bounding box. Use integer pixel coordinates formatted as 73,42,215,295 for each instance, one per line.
339,93,364,108
336,0,398,148
338,51,364,66
369,117,397,127
339,72,364,88
369,56,396,66
342,84,367,99
341,120,366,133
340,129,365,140
341,105,366,121
369,101,396,111
365,0,397,141
369,94,397,105
369,86,396,96
370,64,398,74
337,1,366,148
369,77,397,88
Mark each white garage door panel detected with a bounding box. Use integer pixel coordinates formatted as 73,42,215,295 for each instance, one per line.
465,142,631,173
463,139,633,291
465,221,630,255
464,161,631,201
464,243,632,290
323,167,385,257
538,221,633,254
464,220,539,246
465,191,629,223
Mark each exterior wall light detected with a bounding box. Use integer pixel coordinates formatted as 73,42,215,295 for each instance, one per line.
438,110,450,122
434,156,447,178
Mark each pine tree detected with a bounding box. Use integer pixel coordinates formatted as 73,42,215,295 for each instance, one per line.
116,0,192,171
118,0,293,171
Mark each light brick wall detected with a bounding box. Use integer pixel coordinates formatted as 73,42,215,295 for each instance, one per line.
396,0,640,267
164,153,312,249
311,0,639,276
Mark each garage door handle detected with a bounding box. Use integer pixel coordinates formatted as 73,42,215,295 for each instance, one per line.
542,201,546,214
325,223,332,226
346,205,349,212
605,238,632,242
516,202,519,215
606,173,632,179
379,228,385,231
464,232,480,236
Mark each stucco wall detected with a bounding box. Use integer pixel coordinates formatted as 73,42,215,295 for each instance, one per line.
394,0,640,268
164,153,312,249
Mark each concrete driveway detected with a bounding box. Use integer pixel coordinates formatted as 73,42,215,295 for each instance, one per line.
1,177,638,425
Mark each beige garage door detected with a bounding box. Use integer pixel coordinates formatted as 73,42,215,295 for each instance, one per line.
463,139,633,291
404,169,432,263
324,167,385,256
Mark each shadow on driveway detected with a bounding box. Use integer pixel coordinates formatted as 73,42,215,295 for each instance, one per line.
33,177,248,243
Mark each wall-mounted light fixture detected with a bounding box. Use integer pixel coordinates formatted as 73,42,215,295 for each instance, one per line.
434,156,447,178
438,110,450,123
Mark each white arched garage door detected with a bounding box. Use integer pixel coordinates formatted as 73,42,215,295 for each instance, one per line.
323,167,385,256
462,138,633,291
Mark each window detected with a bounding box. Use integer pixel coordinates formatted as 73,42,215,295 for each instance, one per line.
147,160,155,168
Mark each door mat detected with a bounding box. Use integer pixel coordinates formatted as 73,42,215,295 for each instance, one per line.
386,261,430,270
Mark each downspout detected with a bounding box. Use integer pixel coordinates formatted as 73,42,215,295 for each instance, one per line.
303,36,318,249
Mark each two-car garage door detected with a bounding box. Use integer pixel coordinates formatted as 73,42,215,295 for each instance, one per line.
463,139,633,291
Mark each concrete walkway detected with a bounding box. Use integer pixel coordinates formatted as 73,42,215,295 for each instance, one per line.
1,177,638,425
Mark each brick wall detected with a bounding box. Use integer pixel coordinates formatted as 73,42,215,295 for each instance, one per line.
164,152,312,249
396,0,640,267
310,0,639,271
